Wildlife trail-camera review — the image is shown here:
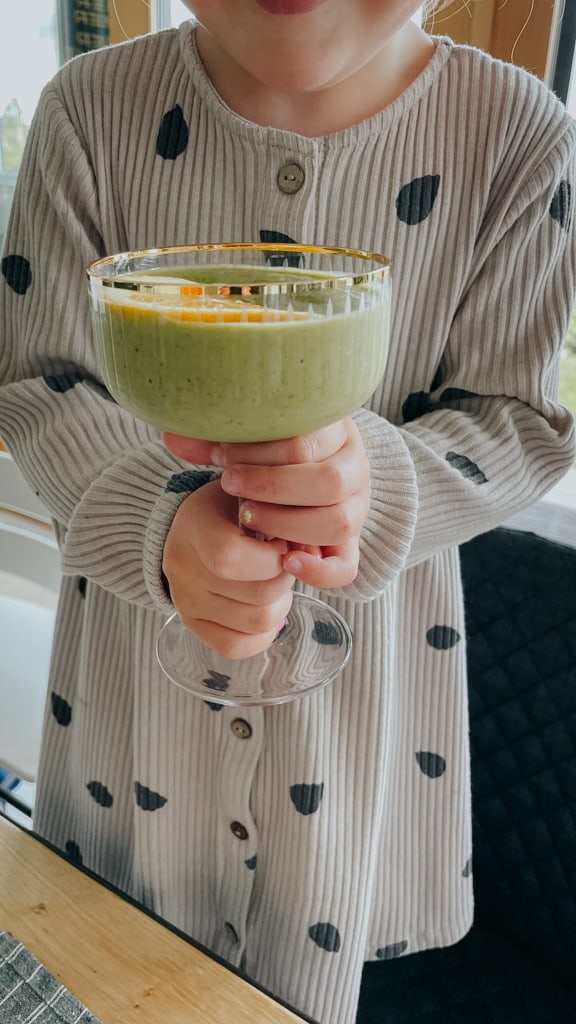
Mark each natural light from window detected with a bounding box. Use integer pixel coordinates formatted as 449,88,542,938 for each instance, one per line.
0,0,58,254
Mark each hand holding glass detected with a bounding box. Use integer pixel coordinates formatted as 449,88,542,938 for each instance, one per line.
87,244,391,704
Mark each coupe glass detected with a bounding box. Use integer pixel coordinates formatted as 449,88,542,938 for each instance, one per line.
87,243,391,705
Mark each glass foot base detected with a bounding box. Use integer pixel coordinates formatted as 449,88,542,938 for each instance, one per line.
156,594,352,706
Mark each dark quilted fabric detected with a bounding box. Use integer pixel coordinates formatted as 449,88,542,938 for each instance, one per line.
356,527,576,1024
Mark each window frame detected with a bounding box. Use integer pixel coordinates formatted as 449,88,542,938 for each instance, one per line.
551,0,576,104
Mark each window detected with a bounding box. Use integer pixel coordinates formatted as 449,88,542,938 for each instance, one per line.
150,0,191,32
550,0,576,107
0,1,58,253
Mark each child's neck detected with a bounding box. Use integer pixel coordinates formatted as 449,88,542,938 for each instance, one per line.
195,22,434,137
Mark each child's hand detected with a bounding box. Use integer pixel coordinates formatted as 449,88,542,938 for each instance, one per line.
163,417,370,591
162,480,294,659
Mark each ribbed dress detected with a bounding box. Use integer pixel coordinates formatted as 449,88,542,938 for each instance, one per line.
1,24,575,1024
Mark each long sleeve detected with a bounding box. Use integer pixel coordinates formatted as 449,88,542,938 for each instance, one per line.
341,70,576,600
0,78,190,613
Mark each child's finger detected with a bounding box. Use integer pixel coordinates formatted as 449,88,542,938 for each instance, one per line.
211,420,348,467
238,492,368,547
282,541,359,589
184,619,283,661
162,432,214,464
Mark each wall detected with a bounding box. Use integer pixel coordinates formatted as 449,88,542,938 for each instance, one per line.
424,0,556,80
108,0,150,45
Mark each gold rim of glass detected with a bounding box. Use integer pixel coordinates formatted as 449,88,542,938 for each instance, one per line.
87,243,392,297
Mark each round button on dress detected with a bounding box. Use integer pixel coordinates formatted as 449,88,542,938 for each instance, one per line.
277,162,305,194
231,718,252,740
230,821,249,841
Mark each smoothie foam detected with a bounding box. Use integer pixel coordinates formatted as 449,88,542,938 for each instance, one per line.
91,265,390,442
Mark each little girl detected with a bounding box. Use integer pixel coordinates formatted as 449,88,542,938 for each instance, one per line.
1,2,574,1021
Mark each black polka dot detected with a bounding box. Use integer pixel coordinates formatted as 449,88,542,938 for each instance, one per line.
166,469,213,494
245,854,257,870
308,922,341,953
78,577,87,598
51,692,72,727
1,254,32,294
65,840,83,866
462,857,472,878
415,751,446,779
289,782,324,815
426,625,461,649
445,451,488,484
224,921,239,944
43,372,84,393
550,180,572,230
86,780,113,807
312,619,344,646
396,175,440,225
259,229,302,267
439,387,480,404
402,388,482,424
402,390,435,422
204,700,224,712
135,781,168,812
375,940,408,960
202,669,231,692
156,104,189,160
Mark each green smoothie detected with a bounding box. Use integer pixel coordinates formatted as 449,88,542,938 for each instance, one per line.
91,265,390,442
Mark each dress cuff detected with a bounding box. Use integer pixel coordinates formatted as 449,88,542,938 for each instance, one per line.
143,468,219,613
340,408,418,600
